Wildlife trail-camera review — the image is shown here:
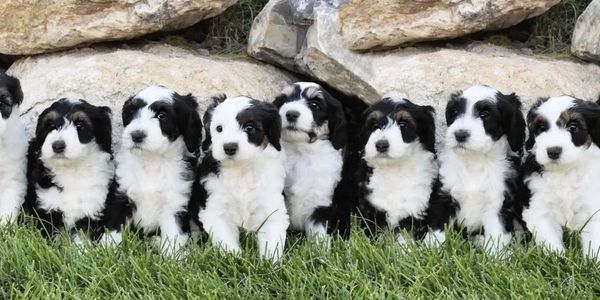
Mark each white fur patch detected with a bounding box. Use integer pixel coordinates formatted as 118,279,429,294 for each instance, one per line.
0,110,28,224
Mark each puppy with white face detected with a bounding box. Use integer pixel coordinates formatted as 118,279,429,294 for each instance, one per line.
0,73,27,224
273,82,351,239
198,95,289,261
112,86,202,256
522,96,600,261
357,97,451,245
438,85,526,255
26,98,117,243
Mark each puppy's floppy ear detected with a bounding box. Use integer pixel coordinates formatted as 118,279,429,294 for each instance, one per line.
201,94,227,152
174,93,203,155
256,101,282,151
497,92,526,154
416,105,436,153
325,91,347,150
575,100,600,147
91,106,113,153
273,93,287,108
1,73,24,106
524,98,547,151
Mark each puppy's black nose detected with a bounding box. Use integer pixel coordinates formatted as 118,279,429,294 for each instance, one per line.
52,140,66,154
375,140,389,153
547,147,562,160
286,110,300,122
223,143,238,156
454,130,470,143
131,130,147,144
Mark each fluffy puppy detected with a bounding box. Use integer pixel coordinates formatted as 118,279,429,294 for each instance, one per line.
0,73,27,224
112,86,202,256
25,98,116,243
273,82,352,239
438,85,526,254
198,95,288,261
522,96,600,260
357,97,450,245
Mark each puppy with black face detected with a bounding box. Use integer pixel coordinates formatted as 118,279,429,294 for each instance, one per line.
112,86,202,256
198,95,289,261
438,85,526,255
0,73,27,224
273,82,352,240
522,96,600,261
357,97,451,245
25,98,117,243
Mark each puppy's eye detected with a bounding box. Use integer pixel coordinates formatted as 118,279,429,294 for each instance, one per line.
535,123,546,134
156,112,167,120
398,121,407,128
568,122,579,132
47,121,55,130
479,110,490,118
74,121,84,130
244,124,256,133
216,125,223,133
369,119,380,130
308,101,320,110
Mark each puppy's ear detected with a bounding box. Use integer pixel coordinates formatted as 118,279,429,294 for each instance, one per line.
257,101,282,151
524,98,547,151
201,94,227,152
273,94,287,108
325,91,347,150
497,92,526,154
174,93,203,155
575,100,600,147
92,106,113,153
416,105,436,153
1,74,23,106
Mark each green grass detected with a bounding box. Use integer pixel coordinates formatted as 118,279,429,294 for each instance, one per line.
1,219,599,299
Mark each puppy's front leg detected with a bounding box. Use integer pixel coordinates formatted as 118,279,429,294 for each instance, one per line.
257,212,288,262
481,213,511,256
581,219,600,261
158,213,188,257
523,208,564,254
199,210,241,255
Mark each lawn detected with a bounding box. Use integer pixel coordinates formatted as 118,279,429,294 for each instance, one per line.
1,219,599,299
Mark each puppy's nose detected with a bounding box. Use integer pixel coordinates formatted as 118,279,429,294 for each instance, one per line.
286,110,300,122
223,143,238,156
52,140,66,154
454,130,470,143
547,147,562,160
130,130,147,144
375,140,389,153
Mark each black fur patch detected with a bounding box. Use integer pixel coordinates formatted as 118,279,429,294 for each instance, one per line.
0,73,23,119
236,99,282,151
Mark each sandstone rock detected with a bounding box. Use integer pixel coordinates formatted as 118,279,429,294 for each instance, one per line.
572,0,600,62
249,0,600,137
0,0,237,55
7,43,296,140
339,0,560,51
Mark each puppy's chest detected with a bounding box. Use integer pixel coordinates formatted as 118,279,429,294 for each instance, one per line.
38,160,113,226
441,154,508,203
366,163,434,224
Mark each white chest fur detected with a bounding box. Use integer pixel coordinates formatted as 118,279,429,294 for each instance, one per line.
0,114,28,222
366,151,436,226
37,150,113,228
202,148,287,231
282,140,342,230
116,146,192,231
439,145,511,231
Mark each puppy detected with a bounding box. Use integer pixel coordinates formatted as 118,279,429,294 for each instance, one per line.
111,86,202,256
273,82,351,239
25,98,117,243
198,95,289,261
0,73,27,224
438,85,526,254
522,96,600,260
357,97,450,245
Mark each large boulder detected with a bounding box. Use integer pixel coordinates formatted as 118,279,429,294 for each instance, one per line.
339,0,560,51
7,43,296,140
0,0,237,55
572,0,600,62
249,0,600,108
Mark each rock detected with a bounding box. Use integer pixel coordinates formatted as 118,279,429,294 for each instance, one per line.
339,0,560,51
572,0,600,62
7,43,297,141
0,0,237,55
249,0,600,138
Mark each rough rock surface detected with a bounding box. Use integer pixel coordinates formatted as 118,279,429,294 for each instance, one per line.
0,0,237,55
339,0,560,51
7,43,296,140
572,0,600,62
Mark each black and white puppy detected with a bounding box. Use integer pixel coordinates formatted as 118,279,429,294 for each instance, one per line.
26,98,117,243
198,95,289,261
0,73,27,224
273,82,351,239
112,86,202,256
357,97,450,245
522,96,600,261
438,85,526,254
